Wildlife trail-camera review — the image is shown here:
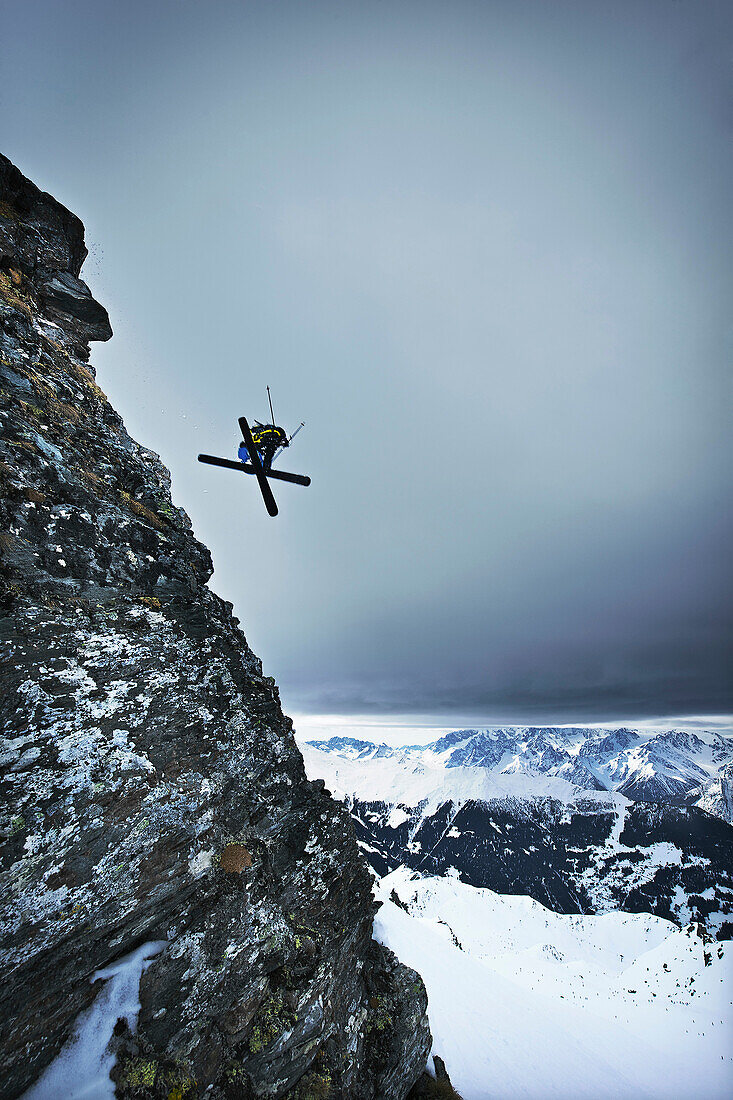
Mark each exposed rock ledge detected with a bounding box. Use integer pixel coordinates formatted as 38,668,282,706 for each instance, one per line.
0,153,431,1099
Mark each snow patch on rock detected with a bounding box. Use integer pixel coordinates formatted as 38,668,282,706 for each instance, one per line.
21,941,166,1100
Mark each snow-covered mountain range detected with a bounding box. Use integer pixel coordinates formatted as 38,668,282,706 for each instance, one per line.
306,725,733,818
299,727,733,938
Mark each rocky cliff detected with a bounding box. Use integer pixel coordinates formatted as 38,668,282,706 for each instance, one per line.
0,154,430,1099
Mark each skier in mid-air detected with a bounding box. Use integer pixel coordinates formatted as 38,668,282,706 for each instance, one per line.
238,422,289,472
198,387,308,517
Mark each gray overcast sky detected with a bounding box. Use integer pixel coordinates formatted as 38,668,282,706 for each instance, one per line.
3,0,731,723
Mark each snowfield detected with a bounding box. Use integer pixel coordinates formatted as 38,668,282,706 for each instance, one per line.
374,869,733,1100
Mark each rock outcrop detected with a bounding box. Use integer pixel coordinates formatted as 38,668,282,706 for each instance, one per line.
0,153,430,1099
694,763,733,826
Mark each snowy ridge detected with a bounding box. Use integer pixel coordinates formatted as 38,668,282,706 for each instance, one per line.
374,870,732,1100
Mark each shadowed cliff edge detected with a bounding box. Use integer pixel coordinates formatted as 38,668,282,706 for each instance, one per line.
0,153,431,1099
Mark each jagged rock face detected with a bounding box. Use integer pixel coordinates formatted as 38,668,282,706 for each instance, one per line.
0,154,430,1099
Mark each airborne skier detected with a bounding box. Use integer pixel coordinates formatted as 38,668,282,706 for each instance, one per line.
197,387,308,517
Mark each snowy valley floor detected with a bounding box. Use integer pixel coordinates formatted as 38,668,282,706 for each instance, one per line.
373,869,733,1100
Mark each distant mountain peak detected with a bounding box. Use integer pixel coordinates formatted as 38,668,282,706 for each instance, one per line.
304,723,733,822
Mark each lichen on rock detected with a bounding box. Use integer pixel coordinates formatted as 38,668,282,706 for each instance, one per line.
0,153,430,1099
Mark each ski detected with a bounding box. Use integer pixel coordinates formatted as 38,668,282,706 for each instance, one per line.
238,416,278,516
197,454,311,487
